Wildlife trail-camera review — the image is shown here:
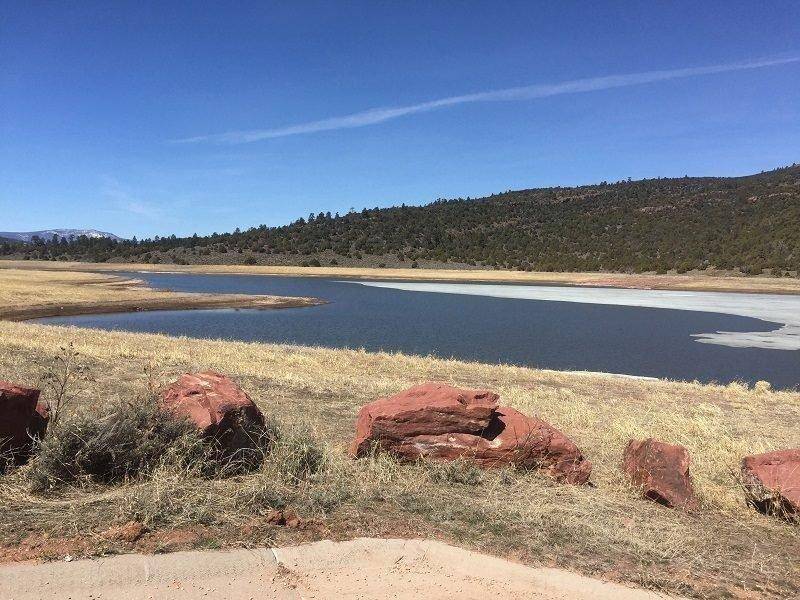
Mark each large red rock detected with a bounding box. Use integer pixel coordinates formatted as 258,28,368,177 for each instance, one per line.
623,438,698,510
350,383,592,484
0,380,49,468
741,449,800,519
350,383,499,456
160,371,267,457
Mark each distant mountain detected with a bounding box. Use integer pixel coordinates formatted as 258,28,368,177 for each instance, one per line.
0,229,123,243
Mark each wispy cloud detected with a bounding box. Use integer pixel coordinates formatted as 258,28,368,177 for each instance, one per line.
101,176,161,219
173,56,798,144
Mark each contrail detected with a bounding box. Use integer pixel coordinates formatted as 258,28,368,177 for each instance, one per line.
174,56,798,144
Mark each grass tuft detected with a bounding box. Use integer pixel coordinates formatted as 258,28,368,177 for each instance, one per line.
25,395,206,492
425,457,485,486
265,422,328,483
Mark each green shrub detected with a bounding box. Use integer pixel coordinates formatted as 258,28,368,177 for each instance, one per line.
27,395,206,492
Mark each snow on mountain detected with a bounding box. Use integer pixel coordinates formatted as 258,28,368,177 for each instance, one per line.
0,229,124,243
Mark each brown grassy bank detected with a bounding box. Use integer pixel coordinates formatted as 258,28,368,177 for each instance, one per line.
3,259,800,295
0,268,322,321
0,321,798,597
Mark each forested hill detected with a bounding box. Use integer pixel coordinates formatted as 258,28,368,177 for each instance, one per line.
3,164,799,275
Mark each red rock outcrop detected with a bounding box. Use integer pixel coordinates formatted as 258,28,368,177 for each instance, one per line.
160,371,267,458
0,380,49,468
350,383,591,484
623,438,698,510
741,449,800,519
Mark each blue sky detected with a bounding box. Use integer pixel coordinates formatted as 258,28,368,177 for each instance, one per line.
2,2,799,239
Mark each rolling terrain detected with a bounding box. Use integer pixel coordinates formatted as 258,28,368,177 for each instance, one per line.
3,165,798,275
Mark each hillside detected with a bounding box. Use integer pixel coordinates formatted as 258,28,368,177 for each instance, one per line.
2,165,798,275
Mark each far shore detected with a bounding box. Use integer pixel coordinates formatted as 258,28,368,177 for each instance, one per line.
0,268,323,322
2,259,800,295
1,294,323,322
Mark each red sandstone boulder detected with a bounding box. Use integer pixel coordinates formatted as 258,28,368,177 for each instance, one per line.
623,438,698,510
0,380,49,468
350,383,499,456
350,383,592,484
160,371,267,459
741,449,800,519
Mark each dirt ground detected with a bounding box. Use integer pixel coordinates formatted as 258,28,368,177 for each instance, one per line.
0,538,684,600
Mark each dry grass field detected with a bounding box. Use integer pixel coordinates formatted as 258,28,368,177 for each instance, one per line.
3,259,800,294
0,267,798,597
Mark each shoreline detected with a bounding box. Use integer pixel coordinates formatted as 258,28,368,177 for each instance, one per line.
1,293,324,322
2,259,800,295
6,264,799,354
0,268,325,322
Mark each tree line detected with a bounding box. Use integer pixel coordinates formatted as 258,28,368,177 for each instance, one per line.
3,164,798,275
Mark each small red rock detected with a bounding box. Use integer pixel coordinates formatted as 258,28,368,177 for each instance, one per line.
157,529,202,552
623,438,698,510
741,448,800,519
265,509,284,525
160,371,266,456
0,380,49,468
265,509,302,528
103,521,147,543
282,508,301,528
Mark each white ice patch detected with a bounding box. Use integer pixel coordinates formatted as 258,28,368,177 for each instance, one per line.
345,281,800,351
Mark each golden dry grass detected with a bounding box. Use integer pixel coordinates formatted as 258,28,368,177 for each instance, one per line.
1,321,798,596
0,268,151,307
4,259,800,294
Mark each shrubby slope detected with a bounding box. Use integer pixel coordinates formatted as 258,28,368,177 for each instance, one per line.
4,164,798,275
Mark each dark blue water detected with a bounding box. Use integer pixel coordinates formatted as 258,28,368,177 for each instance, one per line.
37,273,799,389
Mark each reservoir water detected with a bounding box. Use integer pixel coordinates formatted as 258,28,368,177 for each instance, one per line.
36,273,800,389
